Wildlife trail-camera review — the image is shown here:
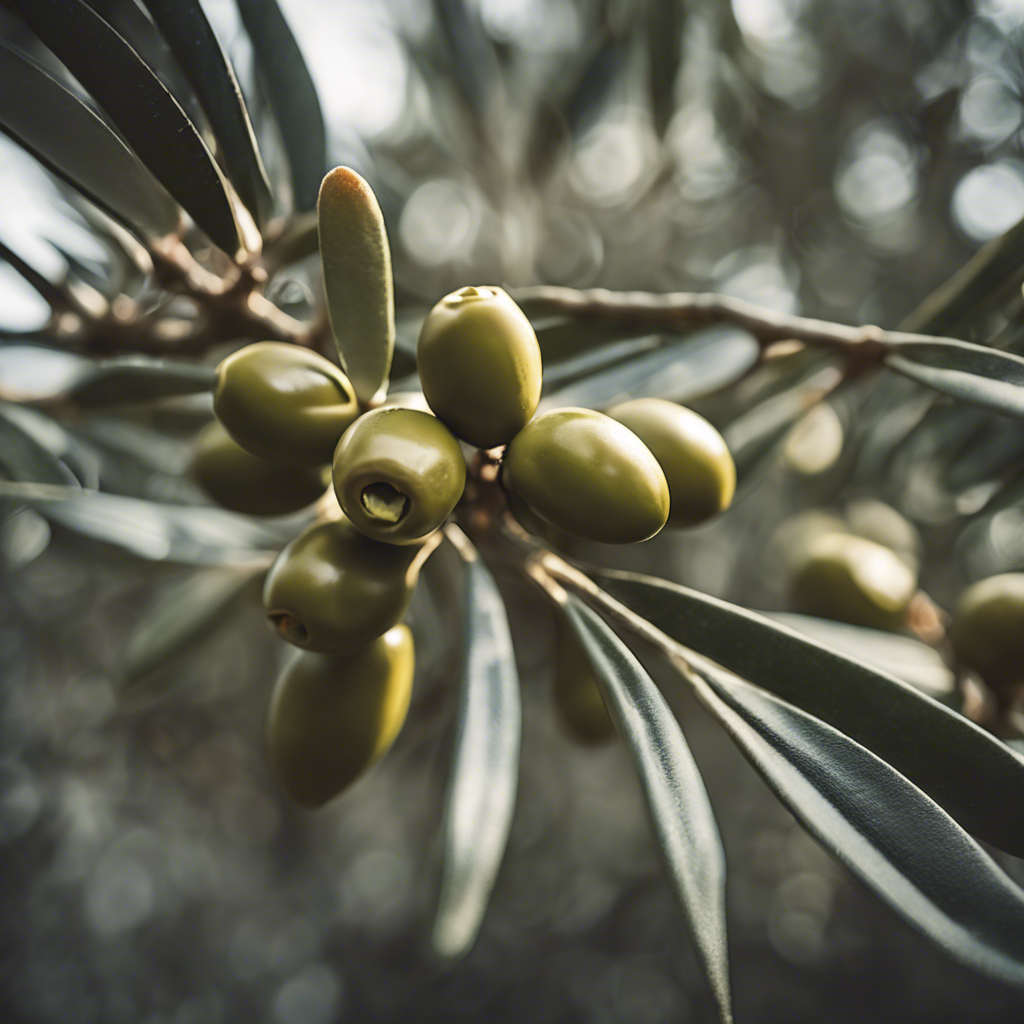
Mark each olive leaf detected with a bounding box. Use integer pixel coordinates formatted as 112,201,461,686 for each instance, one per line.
0,43,179,241
431,0,500,123
432,529,521,960
8,0,243,254
64,359,218,407
235,0,327,213
532,318,657,363
120,565,264,700
0,405,80,487
647,0,685,136
0,481,280,564
764,613,955,700
138,0,274,226
541,326,759,411
592,568,1024,856
562,595,732,1024
318,167,396,405
884,338,1024,420
686,659,1024,988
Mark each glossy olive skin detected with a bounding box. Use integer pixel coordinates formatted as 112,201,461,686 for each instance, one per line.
553,613,615,745
950,574,1024,695
266,625,414,808
263,516,425,653
214,341,359,465
190,420,327,516
607,398,735,527
501,408,670,544
789,532,917,631
417,286,542,449
332,407,466,545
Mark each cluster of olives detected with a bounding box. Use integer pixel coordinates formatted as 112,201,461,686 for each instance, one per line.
193,285,739,801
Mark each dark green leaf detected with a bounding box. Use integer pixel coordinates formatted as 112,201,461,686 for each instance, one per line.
8,0,244,254
235,0,327,212
66,359,217,407
431,0,499,121
563,596,732,1024
0,405,79,486
593,568,1024,856
885,338,1024,419
138,0,274,226
763,613,955,700
532,318,656,363
433,532,520,960
120,566,262,697
540,327,759,411
318,167,395,404
0,43,179,239
689,662,1024,987
647,0,685,136
0,481,280,564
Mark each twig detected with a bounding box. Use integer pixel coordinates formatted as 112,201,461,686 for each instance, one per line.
509,285,971,367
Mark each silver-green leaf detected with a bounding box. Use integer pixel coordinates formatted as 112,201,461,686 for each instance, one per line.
689,661,1024,987
432,529,520,960
593,568,1024,856
563,595,732,1024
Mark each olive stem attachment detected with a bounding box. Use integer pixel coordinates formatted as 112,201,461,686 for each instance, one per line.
509,285,977,367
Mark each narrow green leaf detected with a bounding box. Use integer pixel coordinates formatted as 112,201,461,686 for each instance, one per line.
432,532,520,960
690,662,1024,987
431,0,499,121
8,0,243,254
563,596,732,1024
138,0,274,226
235,0,327,212
318,167,396,404
647,0,685,136
532,318,657,363
0,43,178,240
0,405,79,486
885,338,1024,419
66,359,217,407
121,566,262,696
593,568,1024,856
541,327,759,412
0,481,279,564
764,613,955,700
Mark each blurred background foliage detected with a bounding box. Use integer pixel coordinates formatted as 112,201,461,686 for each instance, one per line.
5,0,1024,1021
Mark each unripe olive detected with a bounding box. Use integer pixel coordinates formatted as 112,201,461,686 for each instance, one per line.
553,613,615,745
501,408,670,544
417,286,542,449
266,625,414,808
263,516,426,653
332,407,466,545
190,420,327,516
844,498,921,572
214,341,359,465
607,398,735,527
789,532,917,631
950,574,1024,696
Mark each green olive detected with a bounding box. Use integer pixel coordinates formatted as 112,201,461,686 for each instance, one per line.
263,516,428,653
266,624,414,808
789,532,917,631
501,408,670,544
332,407,466,545
844,499,921,572
214,341,359,465
190,421,327,516
553,613,615,745
417,286,542,449
950,574,1024,696
607,398,735,527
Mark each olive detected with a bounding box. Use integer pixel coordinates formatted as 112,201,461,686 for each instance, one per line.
263,516,428,653
417,286,542,449
950,574,1024,697
332,407,466,545
607,398,735,527
553,613,615,745
789,532,917,631
214,341,359,465
190,420,327,516
501,408,670,544
844,498,921,572
266,624,414,808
